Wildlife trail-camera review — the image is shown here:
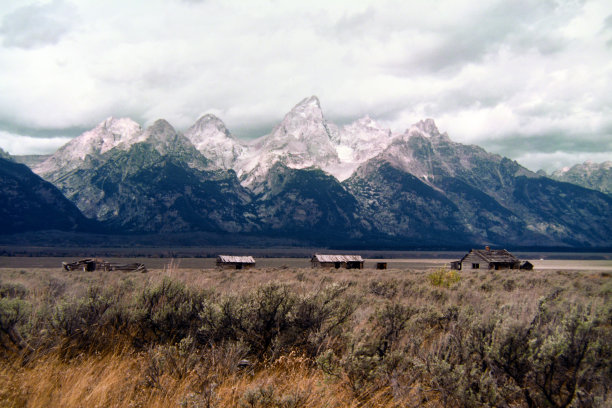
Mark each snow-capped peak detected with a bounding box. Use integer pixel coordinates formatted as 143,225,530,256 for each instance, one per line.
270,95,328,142
34,117,142,176
186,114,232,140
414,118,440,135
290,95,323,120
184,114,244,169
235,96,340,188
325,115,395,180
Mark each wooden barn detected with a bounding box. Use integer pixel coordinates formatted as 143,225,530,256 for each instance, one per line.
453,247,521,270
311,254,364,269
216,255,256,270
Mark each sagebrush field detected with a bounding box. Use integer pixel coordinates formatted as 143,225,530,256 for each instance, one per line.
0,262,610,407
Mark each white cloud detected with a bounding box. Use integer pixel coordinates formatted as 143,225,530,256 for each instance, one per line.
515,151,612,174
0,0,77,48
0,131,71,155
0,0,610,171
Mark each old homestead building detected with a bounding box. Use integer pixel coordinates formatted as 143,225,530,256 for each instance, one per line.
311,254,364,269
452,247,522,270
216,255,256,270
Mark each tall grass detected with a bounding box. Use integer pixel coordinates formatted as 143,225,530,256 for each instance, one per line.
0,266,610,407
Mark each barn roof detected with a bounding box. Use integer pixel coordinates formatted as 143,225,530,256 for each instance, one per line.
217,255,256,264
465,249,519,263
311,254,363,263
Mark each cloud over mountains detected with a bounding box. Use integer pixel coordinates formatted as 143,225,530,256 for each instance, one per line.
0,0,610,172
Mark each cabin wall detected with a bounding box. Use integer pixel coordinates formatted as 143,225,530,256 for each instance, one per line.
216,262,255,270
461,253,489,270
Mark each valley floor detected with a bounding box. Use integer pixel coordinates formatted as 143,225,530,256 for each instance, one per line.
0,263,610,407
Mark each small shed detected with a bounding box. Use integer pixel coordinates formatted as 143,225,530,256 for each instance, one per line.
216,255,256,270
311,254,364,269
453,247,521,270
63,258,111,272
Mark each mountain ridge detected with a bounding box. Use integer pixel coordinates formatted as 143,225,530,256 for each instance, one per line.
17,96,612,247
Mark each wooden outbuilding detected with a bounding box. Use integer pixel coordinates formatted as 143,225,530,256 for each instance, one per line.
311,254,364,269
452,247,522,270
216,255,256,270
376,262,388,270
62,258,146,273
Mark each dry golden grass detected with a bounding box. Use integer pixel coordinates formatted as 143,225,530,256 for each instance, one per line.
0,263,610,407
0,350,424,408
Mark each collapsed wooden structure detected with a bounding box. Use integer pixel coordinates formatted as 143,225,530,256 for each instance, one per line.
450,247,532,271
216,255,256,269
311,254,364,269
62,258,147,273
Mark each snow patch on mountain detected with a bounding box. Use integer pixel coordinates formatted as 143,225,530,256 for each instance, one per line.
235,96,341,189
33,97,469,190
184,114,245,169
34,117,142,176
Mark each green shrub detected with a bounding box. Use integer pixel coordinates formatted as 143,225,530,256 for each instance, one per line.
0,282,28,299
0,297,31,350
136,277,210,344
427,268,461,288
368,280,398,298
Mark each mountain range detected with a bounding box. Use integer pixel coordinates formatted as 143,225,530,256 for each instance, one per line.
2,97,611,248
548,161,612,197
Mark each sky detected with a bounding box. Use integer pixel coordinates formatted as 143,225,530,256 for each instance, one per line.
0,0,611,173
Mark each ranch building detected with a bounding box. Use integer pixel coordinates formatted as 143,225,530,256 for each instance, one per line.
311,254,364,269
453,247,522,270
216,255,256,270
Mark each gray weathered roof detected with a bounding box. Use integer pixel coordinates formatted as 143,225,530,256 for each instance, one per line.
467,249,519,263
217,255,256,264
311,254,363,263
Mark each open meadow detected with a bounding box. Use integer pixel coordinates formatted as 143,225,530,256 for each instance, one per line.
0,258,610,407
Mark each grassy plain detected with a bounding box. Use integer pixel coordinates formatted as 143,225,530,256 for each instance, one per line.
0,260,610,407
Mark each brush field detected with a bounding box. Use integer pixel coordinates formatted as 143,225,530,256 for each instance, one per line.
0,261,611,407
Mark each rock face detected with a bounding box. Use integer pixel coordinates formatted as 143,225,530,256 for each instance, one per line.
235,96,341,191
184,114,245,170
28,97,612,247
550,161,612,197
35,120,255,234
0,157,96,234
255,163,363,243
345,125,612,247
34,117,143,178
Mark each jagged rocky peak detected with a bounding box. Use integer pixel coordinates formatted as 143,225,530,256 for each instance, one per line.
550,160,612,196
34,116,143,176
271,95,331,141
340,115,391,142
139,119,193,156
184,113,244,169
143,119,176,140
186,113,232,140
415,118,439,135
72,116,143,156
330,115,393,180
403,118,448,140
235,96,341,189
289,95,324,121
99,116,142,140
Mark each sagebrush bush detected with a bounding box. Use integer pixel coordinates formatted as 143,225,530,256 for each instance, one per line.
0,297,31,350
0,282,28,299
427,267,461,288
0,267,610,408
136,277,210,344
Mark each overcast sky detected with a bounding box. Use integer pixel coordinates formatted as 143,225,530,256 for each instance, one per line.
0,0,610,172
